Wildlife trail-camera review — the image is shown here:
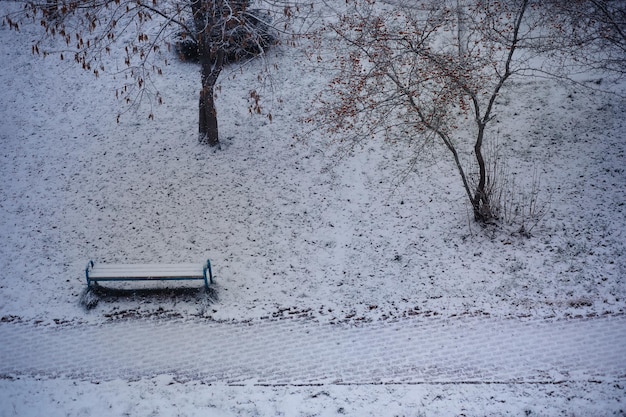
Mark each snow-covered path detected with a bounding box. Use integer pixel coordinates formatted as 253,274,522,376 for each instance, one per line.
1,315,625,385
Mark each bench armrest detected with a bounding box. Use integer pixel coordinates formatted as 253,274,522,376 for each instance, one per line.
85,260,95,287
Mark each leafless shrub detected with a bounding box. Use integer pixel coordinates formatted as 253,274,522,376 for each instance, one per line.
470,140,549,237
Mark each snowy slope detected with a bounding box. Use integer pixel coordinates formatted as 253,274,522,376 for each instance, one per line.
1,0,625,415
1,7,624,325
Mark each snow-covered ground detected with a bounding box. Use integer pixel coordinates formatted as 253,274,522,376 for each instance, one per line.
1,1,625,415
2,377,624,417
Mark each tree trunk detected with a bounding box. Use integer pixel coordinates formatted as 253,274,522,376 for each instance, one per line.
197,40,224,147
199,81,219,146
472,124,489,222
192,0,224,147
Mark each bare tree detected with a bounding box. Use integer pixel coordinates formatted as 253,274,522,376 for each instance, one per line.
4,0,301,147
542,0,626,78
309,0,624,224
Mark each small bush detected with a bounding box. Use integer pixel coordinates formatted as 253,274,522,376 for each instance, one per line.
470,141,549,236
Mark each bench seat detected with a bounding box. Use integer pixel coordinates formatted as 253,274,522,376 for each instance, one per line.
85,260,213,290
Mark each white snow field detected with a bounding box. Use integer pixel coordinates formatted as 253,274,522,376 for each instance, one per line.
1,0,625,415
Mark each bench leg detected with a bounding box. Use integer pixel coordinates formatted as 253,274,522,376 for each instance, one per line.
205,259,214,285
203,261,211,290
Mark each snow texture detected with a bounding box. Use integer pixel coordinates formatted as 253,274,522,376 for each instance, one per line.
0,0,625,415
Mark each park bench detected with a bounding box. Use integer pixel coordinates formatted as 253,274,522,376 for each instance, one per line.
85,260,213,290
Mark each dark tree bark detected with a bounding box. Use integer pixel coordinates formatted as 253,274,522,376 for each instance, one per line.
192,0,225,147
198,81,219,146
198,49,224,147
